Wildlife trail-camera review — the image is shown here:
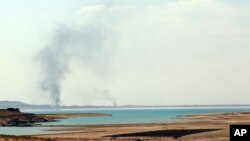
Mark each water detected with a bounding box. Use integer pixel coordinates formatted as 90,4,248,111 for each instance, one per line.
30,106,250,125
1,106,250,135
0,127,67,136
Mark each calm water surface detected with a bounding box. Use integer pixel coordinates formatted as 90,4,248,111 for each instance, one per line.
0,127,67,135
1,106,250,135
31,106,250,125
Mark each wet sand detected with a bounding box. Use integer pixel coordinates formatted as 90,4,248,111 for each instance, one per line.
1,112,250,141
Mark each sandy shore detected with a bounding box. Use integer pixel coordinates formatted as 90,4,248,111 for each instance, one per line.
1,112,250,141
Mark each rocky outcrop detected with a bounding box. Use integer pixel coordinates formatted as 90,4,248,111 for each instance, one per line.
0,108,54,127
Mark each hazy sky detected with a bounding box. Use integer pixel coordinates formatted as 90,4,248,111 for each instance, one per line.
0,0,250,106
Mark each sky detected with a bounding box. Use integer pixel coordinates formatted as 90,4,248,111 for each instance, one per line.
0,0,250,106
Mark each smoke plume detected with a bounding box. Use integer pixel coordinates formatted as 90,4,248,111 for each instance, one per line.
37,21,107,106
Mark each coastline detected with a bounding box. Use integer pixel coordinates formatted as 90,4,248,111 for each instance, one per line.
36,112,250,141
0,108,111,127
1,112,249,141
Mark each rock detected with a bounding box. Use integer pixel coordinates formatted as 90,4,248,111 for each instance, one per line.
0,108,53,127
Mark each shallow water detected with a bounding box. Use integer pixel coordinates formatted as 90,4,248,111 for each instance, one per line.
1,106,250,135
0,127,66,136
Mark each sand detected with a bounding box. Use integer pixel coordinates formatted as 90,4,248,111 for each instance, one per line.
1,112,250,141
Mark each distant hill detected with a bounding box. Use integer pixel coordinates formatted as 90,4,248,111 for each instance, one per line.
0,101,112,109
1,101,250,110
0,101,28,107
0,101,52,109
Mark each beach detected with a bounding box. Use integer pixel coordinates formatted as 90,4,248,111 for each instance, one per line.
1,112,249,141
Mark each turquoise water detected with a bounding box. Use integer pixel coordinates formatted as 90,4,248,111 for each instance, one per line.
29,106,250,125
1,106,250,135
0,127,67,135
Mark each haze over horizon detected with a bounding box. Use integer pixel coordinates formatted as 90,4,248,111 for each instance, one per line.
0,0,250,106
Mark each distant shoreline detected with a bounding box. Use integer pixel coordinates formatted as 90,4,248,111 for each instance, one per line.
1,100,250,110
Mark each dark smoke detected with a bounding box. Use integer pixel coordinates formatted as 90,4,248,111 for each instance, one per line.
37,25,106,106
92,88,117,106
